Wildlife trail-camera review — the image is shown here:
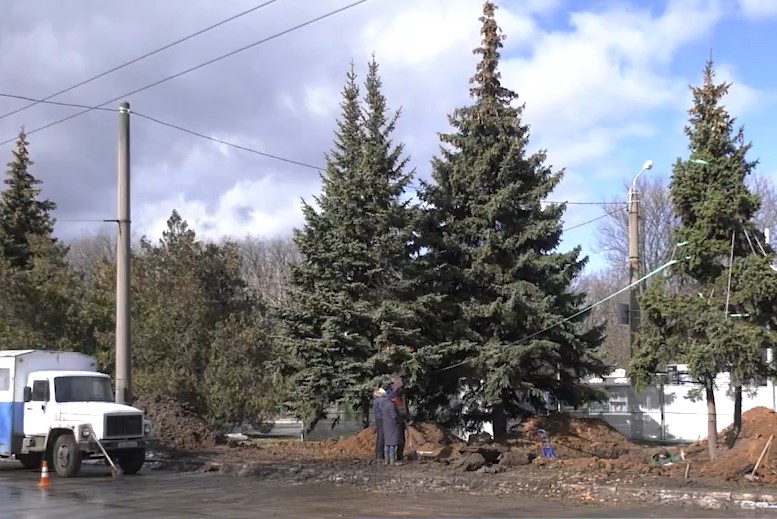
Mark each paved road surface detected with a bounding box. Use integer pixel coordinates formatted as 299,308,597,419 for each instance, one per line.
0,460,774,518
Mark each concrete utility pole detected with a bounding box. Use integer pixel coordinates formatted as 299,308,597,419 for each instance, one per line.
115,101,132,405
628,160,653,357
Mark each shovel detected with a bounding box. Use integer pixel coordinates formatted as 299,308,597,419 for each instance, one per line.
92,435,123,479
745,434,773,482
404,426,418,461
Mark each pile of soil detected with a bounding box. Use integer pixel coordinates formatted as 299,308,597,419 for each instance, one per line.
332,427,376,457
692,406,777,482
237,422,464,462
405,422,463,453
514,413,641,459
335,421,463,458
134,394,218,451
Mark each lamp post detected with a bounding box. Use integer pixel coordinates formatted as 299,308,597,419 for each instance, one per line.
628,160,654,357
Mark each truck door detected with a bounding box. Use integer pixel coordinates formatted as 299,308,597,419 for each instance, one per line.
23,379,52,437
0,358,13,456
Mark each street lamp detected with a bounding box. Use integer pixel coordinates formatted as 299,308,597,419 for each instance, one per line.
631,160,654,195
627,160,654,358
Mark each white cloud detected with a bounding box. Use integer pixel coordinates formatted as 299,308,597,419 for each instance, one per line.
3,0,764,260
138,0,740,244
501,0,725,166
738,0,777,19
138,175,314,242
303,84,339,118
715,63,762,116
358,0,541,68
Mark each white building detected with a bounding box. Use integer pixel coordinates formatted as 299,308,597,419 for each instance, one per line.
572,364,777,442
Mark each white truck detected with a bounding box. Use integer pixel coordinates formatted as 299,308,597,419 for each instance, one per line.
0,349,155,477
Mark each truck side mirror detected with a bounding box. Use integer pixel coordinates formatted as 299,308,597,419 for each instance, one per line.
23,386,32,402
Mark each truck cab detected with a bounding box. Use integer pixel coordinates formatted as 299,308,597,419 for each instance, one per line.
0,350,155,477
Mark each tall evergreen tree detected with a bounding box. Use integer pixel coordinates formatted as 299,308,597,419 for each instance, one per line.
630,59,775,460
0,130,92,353
0,129,64,268
274,59,418,430
415,1,607,439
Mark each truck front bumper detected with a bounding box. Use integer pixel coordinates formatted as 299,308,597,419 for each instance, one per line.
78,438,157,452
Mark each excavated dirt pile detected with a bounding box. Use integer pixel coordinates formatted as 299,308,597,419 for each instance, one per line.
689,406,777,482
250,422,465,461
134,394,218,451
514,413,642,460
335,422,464,458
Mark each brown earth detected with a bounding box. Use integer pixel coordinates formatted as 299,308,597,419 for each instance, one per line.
134,394,218,451
684,406,777,483
241,409,777,487
138,394,777,490
512,412,642,459
227,422,465,462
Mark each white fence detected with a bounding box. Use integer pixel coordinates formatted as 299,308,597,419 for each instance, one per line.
562,370,777,442
264,369,777,443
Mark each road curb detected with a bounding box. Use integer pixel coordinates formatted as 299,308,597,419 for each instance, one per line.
154,457,777,510
579,484,777,510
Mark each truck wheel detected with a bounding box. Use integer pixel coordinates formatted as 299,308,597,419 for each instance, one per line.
117,448,146,475
17,452,42,470
53,434,82,478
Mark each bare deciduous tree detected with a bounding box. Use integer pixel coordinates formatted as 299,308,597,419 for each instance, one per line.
750,172,777,237
595,174,678,278
574,269,630,369
66,230,115,278
237,235,300,306
586,172,777,369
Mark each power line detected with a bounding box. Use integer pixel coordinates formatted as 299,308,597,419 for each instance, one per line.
135,112,631,211
0,0,282,123
0,0,373,147
0,93,634,211
58,218,118,223
0,94,115,113
134,111,323,171
0,93,633,214
58,200,619,233
544,200,621,206
564,206,625,232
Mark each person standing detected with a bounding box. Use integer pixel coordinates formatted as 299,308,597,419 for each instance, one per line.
371,386,387,461
391,380,409,461
380,389,402,465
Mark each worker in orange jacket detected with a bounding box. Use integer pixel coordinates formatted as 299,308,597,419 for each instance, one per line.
391,379,408,461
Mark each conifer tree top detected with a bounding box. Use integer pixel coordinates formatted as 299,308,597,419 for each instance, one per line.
470,1,515,105
0,129,61,268
670,57,760,283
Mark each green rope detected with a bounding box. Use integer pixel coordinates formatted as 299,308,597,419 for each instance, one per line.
434,256,684,374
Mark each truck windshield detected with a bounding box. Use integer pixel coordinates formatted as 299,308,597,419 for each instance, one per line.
54,376,114,403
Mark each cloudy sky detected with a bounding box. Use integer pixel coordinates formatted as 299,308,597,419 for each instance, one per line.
0,0,775,273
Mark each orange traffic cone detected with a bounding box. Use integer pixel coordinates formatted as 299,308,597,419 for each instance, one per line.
38,460,50,488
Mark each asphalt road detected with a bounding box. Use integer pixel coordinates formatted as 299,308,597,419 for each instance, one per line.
0,459,774,518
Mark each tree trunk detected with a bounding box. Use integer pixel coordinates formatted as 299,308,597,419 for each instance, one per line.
734,385,742,431
726,385,742,448
361,397,371,429
491,403,507,441
706,383,718,461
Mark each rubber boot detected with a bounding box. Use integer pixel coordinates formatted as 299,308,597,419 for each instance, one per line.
392,446,403,466
384,446,390,465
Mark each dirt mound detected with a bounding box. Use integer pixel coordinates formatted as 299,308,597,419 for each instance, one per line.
335,427,376,457
406,422,463,452
134,394,218,451
515,413,640,459
694,406,777,482
333,422,463,458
